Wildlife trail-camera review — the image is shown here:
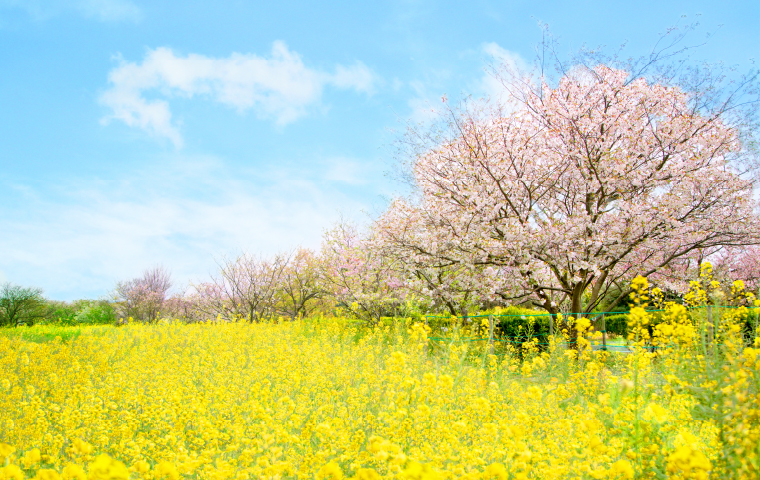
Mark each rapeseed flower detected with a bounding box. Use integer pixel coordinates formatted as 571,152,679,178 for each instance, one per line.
0,290,755,479
87,454,129,480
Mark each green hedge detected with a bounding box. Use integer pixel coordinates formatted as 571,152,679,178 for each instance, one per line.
603,313,629,337
491,307,552,345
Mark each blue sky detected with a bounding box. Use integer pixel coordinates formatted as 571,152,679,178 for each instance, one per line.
1,0,758,301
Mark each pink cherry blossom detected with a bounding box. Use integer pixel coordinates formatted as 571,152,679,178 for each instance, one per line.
376,65,760,316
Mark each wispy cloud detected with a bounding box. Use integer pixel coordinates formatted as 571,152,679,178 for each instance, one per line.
0,0,141,22
406,80,446,124
77,0,140,22
321,157,382,185
479,42,530,103
401,43,529,125
99,42,380,147
0,154,388,300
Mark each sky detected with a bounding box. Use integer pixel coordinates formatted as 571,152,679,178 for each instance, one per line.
1,0,758,301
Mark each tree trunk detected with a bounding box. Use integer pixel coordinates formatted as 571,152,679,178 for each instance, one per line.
568,283,585,350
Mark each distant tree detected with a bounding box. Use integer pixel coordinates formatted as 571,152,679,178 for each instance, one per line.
41,299,78,325
276,248,323,320
374,202,517,317
712,246,760,292
0,283,46,327
320,220,405,323
114,266,172,322
197,253,288,323
160,292,204,322
72,299,117,325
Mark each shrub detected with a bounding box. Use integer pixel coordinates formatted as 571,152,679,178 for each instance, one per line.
40,300,78,325
73,300,116,325
0,283,46,326
491,306,552,350
603,313,629,337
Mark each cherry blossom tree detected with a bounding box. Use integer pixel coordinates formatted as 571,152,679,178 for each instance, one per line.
160,290,208,322
114,266,172,322
200,253,288,322
320,221,404,323
373,201,515,316
712,246,760,292
379,64,760,320
275,247,324,320
186,281,228,322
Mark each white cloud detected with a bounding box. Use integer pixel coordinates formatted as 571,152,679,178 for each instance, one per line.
481,42,527,71
0,155,388,300
406,80,445,124
77,0,140,22
407,97,441,124
322,157,378,185
401,44,530,124
99,42,380,147
0,0,140,22
479,42,532,103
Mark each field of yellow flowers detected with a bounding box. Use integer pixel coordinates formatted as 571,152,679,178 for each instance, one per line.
1,280,758,480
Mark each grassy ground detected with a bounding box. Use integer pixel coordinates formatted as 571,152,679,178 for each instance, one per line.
0,323,120,344
0,324,87,343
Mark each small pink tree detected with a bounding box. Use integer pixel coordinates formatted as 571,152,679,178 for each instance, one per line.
114,266,172,322
275,248,323,320
202,253,288,322
160,290,208,322
320,221,405,323
187,281,228,322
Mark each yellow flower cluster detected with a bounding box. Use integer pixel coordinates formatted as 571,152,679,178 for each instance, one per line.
0,299,756,479
628,276,650,308
626,307,650,344
653,303,695,348
666,446,712,479
683,262,722,308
